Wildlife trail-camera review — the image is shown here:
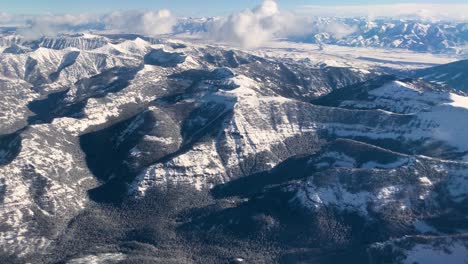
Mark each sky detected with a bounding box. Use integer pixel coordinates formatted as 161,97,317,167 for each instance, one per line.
1,0,468,16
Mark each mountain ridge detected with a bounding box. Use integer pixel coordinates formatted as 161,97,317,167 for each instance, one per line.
0,33,466,263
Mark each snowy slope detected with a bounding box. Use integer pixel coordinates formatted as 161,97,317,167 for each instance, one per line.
0,32,466,263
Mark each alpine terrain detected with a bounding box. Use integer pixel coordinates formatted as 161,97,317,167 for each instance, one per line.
0,6,467,264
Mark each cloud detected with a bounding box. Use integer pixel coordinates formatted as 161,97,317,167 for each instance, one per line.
17,13,102,40
0,12,30,28
103,10,176,35
316,21,357,39
206,0,361,48
8,9,176,40
4,1,464,45
207,0,309,48
0,12,14,23
297,3,468,21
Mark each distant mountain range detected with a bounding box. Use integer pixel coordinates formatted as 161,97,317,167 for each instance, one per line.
1,17,467,54
173,17,468,54
293,18,468,54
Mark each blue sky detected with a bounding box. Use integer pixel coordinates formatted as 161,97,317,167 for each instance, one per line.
1,0,467,16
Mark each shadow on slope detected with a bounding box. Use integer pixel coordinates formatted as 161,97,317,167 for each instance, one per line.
0,130,23,167
27,66,142,125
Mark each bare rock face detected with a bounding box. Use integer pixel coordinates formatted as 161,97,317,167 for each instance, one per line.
0,33,467,263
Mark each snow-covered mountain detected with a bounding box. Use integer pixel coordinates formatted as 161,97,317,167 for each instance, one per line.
173,17,468,54
2,17,467,55
0,33,467,263
302,18,468,54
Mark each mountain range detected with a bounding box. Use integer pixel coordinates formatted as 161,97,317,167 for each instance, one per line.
0,32,467,263
1,17,468,55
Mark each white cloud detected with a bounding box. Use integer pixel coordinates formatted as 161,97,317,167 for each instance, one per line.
17,13,101,40
7,9,176,40
207,0,309,48
0,12,14,23
0,12,29,28
316,21,357,39
206,0,362,48
297,3,468,21
103,10,176,35
4,1,464,45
